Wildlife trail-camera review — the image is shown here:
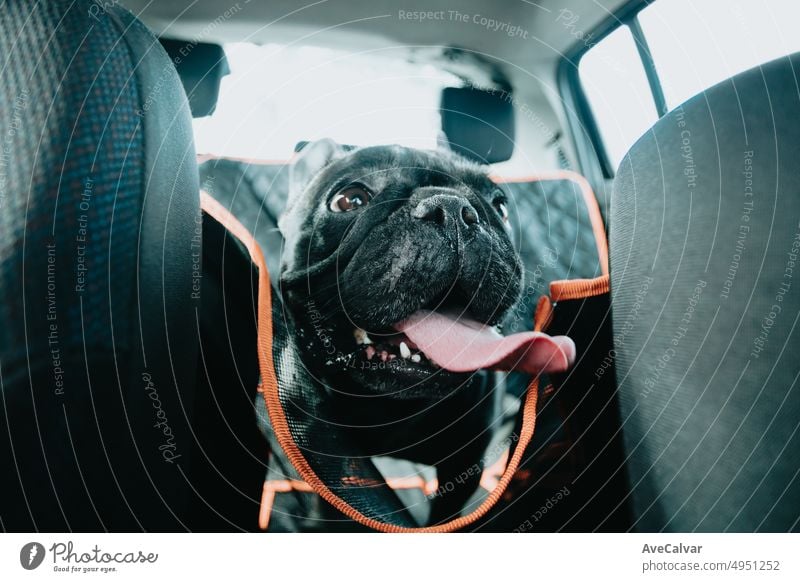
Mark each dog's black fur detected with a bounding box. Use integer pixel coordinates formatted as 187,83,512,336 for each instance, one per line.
278,140,523,524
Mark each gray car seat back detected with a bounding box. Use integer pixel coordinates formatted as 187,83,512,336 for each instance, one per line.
0,0,200,531
611,53,800,532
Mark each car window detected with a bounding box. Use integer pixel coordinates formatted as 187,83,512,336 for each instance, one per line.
579,25,659,171
574,0,800,174
193,43,459,160
639,0,800,109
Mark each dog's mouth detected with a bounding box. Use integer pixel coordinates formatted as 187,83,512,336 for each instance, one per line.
352,327,437,371
351,309,576,376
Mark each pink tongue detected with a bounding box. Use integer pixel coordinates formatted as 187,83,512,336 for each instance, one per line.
395,310,576,374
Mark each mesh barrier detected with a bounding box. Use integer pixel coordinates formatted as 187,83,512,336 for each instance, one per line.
199,164,621,531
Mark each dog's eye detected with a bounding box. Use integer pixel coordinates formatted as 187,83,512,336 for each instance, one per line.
493,198,509,223
329,185,372,213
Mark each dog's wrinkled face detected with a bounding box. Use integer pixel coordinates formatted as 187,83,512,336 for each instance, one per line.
279,140,522,398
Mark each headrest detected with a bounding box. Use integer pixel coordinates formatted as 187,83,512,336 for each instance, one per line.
159,38,230,117
0,0,199,530
611,52,800,531
440,87,515,164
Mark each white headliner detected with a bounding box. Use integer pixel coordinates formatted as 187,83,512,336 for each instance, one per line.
121,0,631,173
121,0,628,78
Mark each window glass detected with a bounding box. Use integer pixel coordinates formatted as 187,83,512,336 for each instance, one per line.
579,25,659,170
639,0,800,108
193,43,459,160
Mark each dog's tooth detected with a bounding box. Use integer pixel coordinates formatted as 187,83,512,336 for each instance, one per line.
411,354,421,363
399,341,411,359
353,328,372,345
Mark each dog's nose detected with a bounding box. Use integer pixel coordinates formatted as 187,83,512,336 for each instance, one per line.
412,194,480,227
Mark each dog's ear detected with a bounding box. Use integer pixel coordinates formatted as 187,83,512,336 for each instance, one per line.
279,138,346,245
289,138,346,199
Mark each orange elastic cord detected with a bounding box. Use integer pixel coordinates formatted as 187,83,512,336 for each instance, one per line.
258,487,275,530
258,450,512,530
549,274,610,303
259,479,314,530
534,295,554,332
201,190,540,532
492,171,609,277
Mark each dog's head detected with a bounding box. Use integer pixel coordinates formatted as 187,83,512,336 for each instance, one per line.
278,140,567,399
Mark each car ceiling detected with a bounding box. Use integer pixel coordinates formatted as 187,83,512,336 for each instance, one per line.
121,0,629,83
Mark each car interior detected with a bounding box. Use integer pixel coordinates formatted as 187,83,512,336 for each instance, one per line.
1,0,798,533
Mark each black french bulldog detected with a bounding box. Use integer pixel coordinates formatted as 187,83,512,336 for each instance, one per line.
277,139,571,525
